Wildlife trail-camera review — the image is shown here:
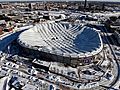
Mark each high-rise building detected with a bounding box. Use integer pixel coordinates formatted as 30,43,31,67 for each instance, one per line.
84,0,87,10
28,3,32,10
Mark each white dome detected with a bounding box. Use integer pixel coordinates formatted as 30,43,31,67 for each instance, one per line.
17,22,103,58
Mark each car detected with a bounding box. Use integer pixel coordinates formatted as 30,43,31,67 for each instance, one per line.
13,64,19,69
2,67,9,71
6,62,12,66
76,83,82,88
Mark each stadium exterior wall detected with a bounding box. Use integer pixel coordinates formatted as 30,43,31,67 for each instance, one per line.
19,44,103,66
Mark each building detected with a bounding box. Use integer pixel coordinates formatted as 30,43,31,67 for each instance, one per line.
17,22,103,66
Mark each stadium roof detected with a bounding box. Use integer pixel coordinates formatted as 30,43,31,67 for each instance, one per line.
17,22,103,58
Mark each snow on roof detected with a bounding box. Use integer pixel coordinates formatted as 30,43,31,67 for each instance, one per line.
0,20,6,25
0,76,8,90
93,12,120,17
22,84,37,90
17,22,103,58
33,59,50,67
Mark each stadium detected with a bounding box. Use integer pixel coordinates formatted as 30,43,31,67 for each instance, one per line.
17,22,103,65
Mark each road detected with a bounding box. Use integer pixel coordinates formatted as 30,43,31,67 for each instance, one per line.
96,25,120,89
103,27,120,89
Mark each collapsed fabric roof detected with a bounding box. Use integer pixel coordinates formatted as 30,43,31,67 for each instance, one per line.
17,22,103,58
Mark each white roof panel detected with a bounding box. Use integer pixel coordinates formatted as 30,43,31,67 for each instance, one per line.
17,22,103,58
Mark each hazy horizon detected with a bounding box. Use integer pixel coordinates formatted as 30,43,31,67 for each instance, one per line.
0,0,120,2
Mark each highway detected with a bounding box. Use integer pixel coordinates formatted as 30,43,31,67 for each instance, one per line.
96,25,120,89
103,27,120,89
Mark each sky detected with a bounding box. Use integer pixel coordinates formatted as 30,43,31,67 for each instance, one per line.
0,0,119,1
